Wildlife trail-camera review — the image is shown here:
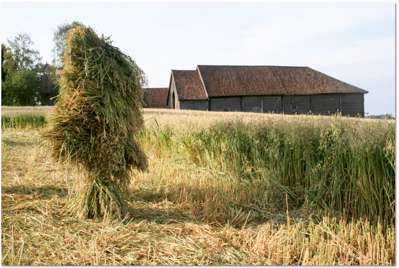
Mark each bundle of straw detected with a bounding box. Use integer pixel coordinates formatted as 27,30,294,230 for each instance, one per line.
43,22,148,219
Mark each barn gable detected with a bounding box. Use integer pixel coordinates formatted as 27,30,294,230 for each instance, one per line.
167,69,209,110
171,70,207,100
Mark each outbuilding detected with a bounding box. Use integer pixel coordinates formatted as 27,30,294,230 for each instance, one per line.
144,87,169,108
167,65,368,117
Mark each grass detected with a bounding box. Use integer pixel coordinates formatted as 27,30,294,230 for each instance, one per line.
138,109,395,228
2,115,47,129
1,107,396,265
2,106,51,130
1,106,52,117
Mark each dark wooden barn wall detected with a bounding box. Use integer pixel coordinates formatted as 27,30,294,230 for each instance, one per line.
283,95,311,115
341,93,364,117
262,96,283,113
242,97,261,112
210,97,241,111
212,95,312,114
311,94,340,115
180,100,209,110
171,93,364,117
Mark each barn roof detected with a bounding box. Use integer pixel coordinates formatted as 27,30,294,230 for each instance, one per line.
197,65,368,97
172,70,208,100
144,87,169,108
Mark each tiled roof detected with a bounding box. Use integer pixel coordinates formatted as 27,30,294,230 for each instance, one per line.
172,70,207,100
144,88,169,108
197,65,368,97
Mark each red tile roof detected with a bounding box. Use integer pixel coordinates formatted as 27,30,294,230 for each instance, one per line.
172,70,207,100
144,88,169,108
197,65,368,97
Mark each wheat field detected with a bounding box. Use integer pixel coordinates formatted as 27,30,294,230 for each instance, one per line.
1,107,395,265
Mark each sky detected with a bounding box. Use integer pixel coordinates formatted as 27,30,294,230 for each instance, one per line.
1,2,395,116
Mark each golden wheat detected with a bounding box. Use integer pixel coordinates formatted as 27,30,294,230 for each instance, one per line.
1,127,395,265
1,108,395,265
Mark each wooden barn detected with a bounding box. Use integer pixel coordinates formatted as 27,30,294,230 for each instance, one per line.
144,87,169,108
167,65,368,117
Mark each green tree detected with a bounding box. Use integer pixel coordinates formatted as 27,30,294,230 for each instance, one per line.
2,69,41,106
367,113,395,120
2,33,42,106
2,44,7,81
2,44,12,104
6,32,42,72
2,43,17,80
52,22,72,66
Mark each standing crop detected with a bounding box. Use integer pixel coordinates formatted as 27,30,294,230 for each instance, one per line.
43,22,148,219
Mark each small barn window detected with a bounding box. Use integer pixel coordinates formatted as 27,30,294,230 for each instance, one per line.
252,107,260,112
291,105,298,110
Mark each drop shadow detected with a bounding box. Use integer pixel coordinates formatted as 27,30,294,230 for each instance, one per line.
2,185,68,199
0,183,338,229
125,187,280,228
2,139,39,147
125,181,342,228
126,206,192,225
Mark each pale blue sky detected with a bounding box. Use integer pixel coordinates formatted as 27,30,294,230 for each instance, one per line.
1,2,395,115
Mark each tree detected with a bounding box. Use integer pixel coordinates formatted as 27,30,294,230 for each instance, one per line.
2,33,42,106
2,43,17,80
2,69,41,106
2,44,7,81
367,114,395,120
1,43,13,104
6,32,42,72
52,23,72,66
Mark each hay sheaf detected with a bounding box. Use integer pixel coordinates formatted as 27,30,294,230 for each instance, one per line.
43,22,148,219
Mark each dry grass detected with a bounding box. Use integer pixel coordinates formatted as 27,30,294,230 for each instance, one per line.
42,22,148,219
1,106,53,117
140,109,395,225
1,108,395,265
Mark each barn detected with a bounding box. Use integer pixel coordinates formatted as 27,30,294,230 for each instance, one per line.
167,65,368,117
144,87,169,108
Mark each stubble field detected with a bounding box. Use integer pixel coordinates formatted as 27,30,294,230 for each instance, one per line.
1,106,395,265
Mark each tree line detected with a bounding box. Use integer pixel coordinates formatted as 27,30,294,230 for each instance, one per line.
2,23,71,106
366,113,395,120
